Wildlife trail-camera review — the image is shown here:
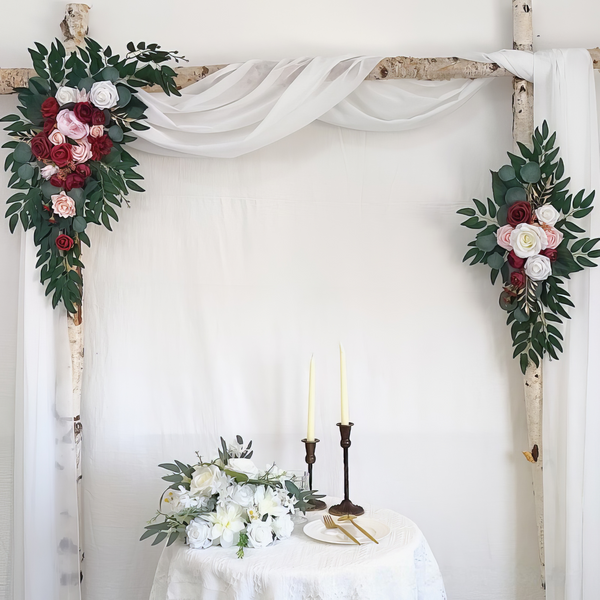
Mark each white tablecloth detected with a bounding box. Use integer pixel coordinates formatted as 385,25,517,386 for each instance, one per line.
149,501,446,600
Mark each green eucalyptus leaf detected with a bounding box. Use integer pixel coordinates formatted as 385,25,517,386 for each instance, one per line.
487,252,505,270
116,85,132,107
17,163,34,180
505,187,527,205
521,162,541,183
78,77,96,92
13,142,33,164
498,165,516,182
108,125,124,142
476,233,498,252
99,66,120,83
41,181,62,199
72,216,87,232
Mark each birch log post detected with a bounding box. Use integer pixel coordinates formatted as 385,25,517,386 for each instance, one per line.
512,0,546,590
61,2,90,579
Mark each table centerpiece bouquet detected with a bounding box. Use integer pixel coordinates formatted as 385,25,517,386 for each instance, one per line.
141,436,322,558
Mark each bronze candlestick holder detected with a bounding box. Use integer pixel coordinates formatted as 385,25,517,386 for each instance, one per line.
329,422,364,516
301,438,327,511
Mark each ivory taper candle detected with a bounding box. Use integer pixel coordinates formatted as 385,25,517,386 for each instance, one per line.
340,344,349,425
307,355,316,441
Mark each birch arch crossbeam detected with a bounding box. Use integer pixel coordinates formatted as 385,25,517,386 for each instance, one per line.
7,0,598,593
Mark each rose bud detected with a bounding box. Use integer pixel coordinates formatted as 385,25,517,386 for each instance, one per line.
541,248,558,262
41,97,60,118
55,234,75,252
511,271,526,288
507,251,526,269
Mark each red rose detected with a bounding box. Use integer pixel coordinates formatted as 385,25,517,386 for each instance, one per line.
41,97,60,118
511,271,525,288
43,117,56,135
91,108,106,125
30,133,52,160
64,171,86,191
55,234,74,252
90,134,113,161
507,201,532,227
508,251,526,269
541,248,558,262
74,102,94,124
50,143,73,168
76,163,91,178
50,175,63,188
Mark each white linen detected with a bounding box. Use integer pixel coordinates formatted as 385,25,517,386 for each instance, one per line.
149,504,446,600
13,230,80,600
532,49,600,600
132,56,493,157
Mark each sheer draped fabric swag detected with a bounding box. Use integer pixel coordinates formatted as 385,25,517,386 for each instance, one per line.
11,47,600,600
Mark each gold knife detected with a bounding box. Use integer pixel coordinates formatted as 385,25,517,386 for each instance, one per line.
339,515,379,544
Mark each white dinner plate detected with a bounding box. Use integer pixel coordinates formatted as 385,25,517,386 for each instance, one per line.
303,516,390,545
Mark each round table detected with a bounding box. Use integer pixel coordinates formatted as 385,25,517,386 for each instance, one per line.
149,502,447,600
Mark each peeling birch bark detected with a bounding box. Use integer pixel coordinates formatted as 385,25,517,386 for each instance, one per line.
58,2,90,581
512,0,545,591
1,50,600,95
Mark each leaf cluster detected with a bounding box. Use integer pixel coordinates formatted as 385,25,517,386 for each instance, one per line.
2,37,183,313
457,121,598,372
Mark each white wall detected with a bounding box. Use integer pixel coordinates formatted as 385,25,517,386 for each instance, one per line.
1,1,599,600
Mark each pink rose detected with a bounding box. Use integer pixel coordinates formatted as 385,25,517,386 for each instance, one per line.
496,224,514,251
71,137,93,164
48,129,66,146
89,125,104,138
56,109,89,140
544,225,563,249
51,192,76,218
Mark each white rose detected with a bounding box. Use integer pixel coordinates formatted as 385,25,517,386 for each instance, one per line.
510,223,548,258
190,464,226,497
525,255,553,281
228,458,260,477
229,484,256,508
55,86,78,105
271,514,294,540
535,204,560,226
246,518,274,549
186,518,213,549
90,81,119,110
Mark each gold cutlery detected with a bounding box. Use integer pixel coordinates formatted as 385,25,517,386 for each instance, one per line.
338,515,379,544
323,515,360,545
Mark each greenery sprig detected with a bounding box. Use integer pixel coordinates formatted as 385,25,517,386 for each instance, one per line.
458,121,598,373
2,38,185,314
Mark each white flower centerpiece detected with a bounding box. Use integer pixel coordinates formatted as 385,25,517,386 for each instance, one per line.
141,436,322,558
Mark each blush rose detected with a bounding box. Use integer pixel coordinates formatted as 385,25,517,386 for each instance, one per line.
51,192,76,218
496,224,514,251
56,109,89,140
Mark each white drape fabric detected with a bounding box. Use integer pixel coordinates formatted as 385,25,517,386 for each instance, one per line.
532,50,600,600
132,55,491,158
10,48,599,600
14,230,80,600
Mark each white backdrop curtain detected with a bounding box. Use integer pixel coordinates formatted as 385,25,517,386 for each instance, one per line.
6,49,600,600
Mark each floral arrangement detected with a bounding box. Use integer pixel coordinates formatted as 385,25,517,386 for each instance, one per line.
2,39,185,314
141,436,322,558
458,122,599,373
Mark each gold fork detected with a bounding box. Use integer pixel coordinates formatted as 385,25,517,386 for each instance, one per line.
338,515,379,544
323,514,361,545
